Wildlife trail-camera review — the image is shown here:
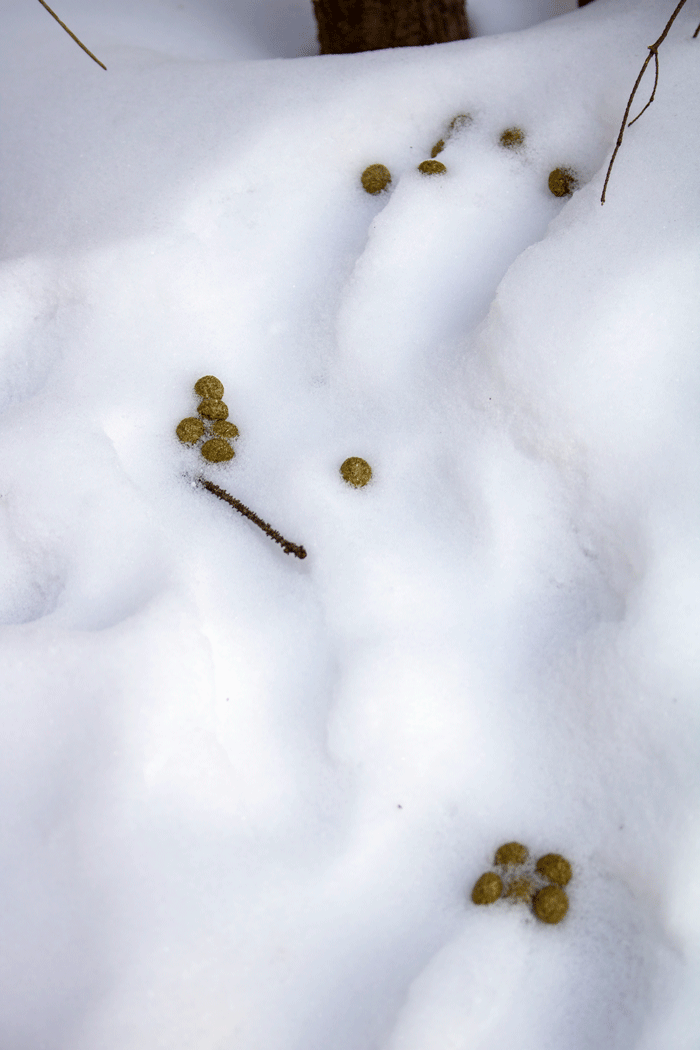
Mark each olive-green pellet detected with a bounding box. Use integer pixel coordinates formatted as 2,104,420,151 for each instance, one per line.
449,114,472,134
536,853,572,886
198,399,229,421
194,375,224,399
418,160,447,176
471,871,503,905
201,438,234,463
500,127,525,150
532,884,568,924
506,877,534,903
494,842,529,866
213,420,239,439
176,417,205,444
361,164,392,195
431,139,445,158
340,457,372,487
548,167,577,197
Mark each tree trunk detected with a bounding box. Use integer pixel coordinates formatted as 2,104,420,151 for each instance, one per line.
312,0,469,54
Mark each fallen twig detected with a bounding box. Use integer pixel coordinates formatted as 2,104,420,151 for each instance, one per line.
197,477,307,559
37,0,107,70
601,0,691,204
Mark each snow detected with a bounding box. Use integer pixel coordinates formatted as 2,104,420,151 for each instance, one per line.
1,0,699,1046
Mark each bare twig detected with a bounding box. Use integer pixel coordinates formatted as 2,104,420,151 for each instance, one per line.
694,20,700,38
36,0,107,70
628,49,659,126
601,0,690,204
198,478,307,559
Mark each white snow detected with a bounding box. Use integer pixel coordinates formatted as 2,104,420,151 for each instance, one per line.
1,0,699,1047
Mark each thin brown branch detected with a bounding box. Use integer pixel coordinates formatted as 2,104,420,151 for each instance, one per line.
601,0,690,204
36,0,107,70
198,478,307,559
693,20,700,38
628,50,659,125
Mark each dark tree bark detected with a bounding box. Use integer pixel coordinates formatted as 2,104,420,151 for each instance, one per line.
312,0,469,54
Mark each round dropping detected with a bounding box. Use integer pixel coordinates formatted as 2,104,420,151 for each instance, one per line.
532,885,568,924
506,878,533,903
500,127,525,149
536,853,572,886
418,160,447,176
176,417,205,444
213,420,239,439
449,113,472,134
361,164,392,195
201,438,234,463
194,375,224,399
494,842,529,866
471,871,503,905
198,399,229,421
340,457,372,487
548,167,577,197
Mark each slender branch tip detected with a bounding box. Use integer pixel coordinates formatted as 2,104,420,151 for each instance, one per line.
36,0,107,69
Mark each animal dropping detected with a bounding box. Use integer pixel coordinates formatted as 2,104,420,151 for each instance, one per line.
198,398,229,421
535,853,572,886
532,885,569,924
506,878,534,903
213,420,240,439
500,127,525,150
361,164,392,195
418,160,447,176
176,417,205,444
548,167,578,197
201,438,234,463
471,871,503,905
340,457,372,487
194,375,225,399
494,841,529,866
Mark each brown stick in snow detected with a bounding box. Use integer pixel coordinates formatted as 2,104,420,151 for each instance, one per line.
197,478,307,559
601,0,692,204
36,0,107,70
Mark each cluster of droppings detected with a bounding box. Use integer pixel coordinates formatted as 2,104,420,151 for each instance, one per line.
176,375,239,463
548,167,578,197
340,457,372,487
471,843,573,924
360,116,578,201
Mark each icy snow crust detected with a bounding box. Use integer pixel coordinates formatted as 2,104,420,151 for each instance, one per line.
1,0,700,1046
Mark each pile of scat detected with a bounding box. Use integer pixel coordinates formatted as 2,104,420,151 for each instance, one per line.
472,842,572,924
361,114,577,197
177,374,374,489
176,375,240,462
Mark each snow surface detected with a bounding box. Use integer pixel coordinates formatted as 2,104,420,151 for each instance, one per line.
1,0,700,1047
